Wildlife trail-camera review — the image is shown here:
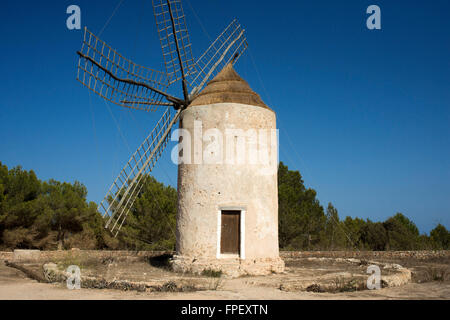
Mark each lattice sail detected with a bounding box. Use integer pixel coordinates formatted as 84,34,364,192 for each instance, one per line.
189,19,248,97
99,108,182,236
77,27,171,112
152,0,196,85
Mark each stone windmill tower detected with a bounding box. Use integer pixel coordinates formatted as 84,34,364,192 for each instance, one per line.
173,64,284,275
75,0,284,276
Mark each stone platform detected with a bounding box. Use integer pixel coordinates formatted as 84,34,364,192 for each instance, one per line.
171,255,285,277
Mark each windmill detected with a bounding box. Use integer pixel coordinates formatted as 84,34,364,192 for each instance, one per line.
76,0,248,237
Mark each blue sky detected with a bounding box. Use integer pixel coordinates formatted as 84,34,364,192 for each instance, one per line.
1,0,449,234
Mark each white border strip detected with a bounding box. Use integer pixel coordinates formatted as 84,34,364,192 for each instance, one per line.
216,210,221,259
216,207,246,260
240,210,246,260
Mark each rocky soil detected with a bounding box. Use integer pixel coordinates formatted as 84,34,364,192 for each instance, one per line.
1,252,448,299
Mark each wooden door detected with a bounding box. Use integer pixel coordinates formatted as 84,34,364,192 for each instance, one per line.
220,210,240,254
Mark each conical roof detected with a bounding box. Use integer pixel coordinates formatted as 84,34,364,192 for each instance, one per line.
189,64,271,111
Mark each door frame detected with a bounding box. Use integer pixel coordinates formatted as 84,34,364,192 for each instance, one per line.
217,206,246,259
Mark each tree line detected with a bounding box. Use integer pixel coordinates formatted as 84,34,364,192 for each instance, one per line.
0,161,448,251
277,162,448,250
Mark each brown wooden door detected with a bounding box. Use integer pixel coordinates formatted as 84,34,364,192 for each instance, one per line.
221,211,240,254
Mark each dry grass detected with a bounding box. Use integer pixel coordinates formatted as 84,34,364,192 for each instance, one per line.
424,267,449,282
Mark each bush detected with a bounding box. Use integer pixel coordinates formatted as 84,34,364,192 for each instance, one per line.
201,269,223,278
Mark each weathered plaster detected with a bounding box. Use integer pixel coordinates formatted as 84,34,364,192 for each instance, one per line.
173,102,284,276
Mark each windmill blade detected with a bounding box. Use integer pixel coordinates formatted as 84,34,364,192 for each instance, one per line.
189,19,248,97
99,107,182,236
76,27,182,112
152,0,196,86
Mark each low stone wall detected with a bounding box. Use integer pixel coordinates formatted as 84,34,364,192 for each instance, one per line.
1,249,448,264
0,249,172,263
280,250,450,260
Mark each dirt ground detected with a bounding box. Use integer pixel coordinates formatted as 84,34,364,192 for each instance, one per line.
0,255,449,300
